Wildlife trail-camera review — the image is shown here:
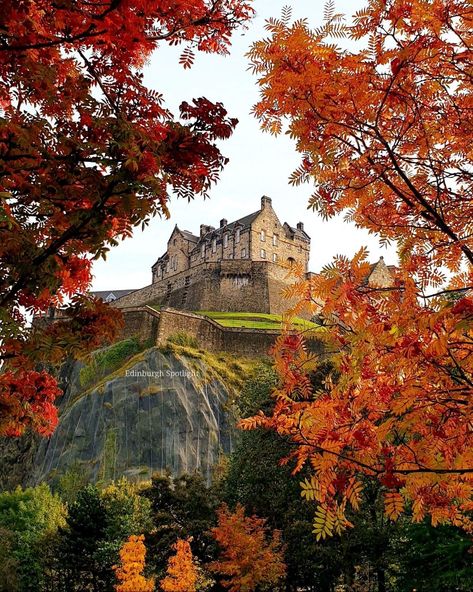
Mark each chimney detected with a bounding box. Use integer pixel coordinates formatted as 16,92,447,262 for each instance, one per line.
261,195,272,210
220,218,228,228
200,224,215,238
297,222,304,231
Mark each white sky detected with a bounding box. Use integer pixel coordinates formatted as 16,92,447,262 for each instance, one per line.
92,0,396,291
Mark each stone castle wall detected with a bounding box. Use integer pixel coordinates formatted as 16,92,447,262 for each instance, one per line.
156,308,280,357
119,307,161,342
116,306,280,358
112,260,299,314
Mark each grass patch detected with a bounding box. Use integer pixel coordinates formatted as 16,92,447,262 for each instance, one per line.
79,337,147,389
194,310,319,331
160,342,258,395
167,331,199,349
101,427,118,483
74,347,154,402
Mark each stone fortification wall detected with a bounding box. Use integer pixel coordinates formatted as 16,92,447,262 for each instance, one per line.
156,308,279,358
117,307,279,358
118,306,160,342
112,260,292,314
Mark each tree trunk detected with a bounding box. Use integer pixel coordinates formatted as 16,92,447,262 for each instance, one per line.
376,566,386,592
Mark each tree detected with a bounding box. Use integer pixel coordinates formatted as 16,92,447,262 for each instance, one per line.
0,484,66,592
141,473,221,579
394,521,473,592
225,363,343,591
114,535,154,592
242,0,473,534
160,538,198,592
0,527,19,592
50,480,152,592
58,485,109,592
0,0,254,436
227,364,407,592
209,503,286,592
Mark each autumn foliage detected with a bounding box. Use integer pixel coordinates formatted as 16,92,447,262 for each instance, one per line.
209,503,286,592
0,0,253,435
241,0,473,536
160,538,198,592
114,534,154,592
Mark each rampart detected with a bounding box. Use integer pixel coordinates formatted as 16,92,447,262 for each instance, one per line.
111,260,301,316
116,306,281,357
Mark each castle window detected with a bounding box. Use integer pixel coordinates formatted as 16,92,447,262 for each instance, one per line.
235,228,241,243
166,261,169,272
241,248,247,258
223,234,228,248
201,244,205,258
232,274,250,288
272,253,278,262
260,230,266,242
272,234,279,246
173,255,178,271
212,239,217,253
260,249,266,259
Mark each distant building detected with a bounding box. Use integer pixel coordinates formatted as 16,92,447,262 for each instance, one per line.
364,257,397,288
90,289,137,303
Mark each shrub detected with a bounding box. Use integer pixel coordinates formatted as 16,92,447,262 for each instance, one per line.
167,332,199,349
79,337,144,388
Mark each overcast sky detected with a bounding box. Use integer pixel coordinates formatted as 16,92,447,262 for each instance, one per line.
92,0,396,291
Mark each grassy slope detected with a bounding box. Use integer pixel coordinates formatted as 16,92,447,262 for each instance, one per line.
194,310,319,330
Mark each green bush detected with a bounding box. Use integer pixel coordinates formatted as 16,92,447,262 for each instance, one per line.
166,331,199,349
79,337,144,388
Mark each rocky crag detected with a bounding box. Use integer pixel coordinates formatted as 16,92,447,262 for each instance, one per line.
0,338,257,489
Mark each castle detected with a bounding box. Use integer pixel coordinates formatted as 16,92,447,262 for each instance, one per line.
38,195,395,355
109,196,311,314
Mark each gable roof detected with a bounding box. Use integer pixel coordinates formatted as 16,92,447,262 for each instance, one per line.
153,197,311,264
362,257,397,287
226,210,260,232
284,223,311,242
168,225,199,244
185,210,261,255
180,229,199,243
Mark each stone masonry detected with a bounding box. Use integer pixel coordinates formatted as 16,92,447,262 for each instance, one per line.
111,196,311,314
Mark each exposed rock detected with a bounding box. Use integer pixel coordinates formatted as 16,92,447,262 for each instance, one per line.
1,346,244,488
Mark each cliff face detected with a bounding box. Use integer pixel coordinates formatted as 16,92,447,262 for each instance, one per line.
1,343,252,489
